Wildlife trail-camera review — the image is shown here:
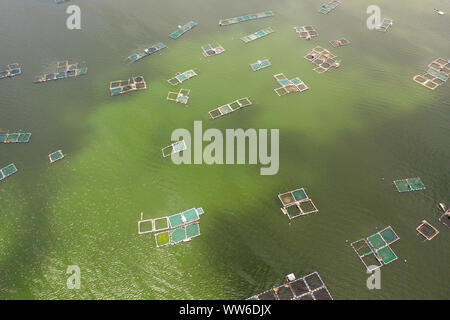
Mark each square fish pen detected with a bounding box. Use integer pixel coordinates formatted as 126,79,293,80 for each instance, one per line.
169,21,197,40
294,26,318,39
0,163,18,182
0,132,32,144
319,0,342,14
201,43,226,57
273,73,309,96
241,28,274,43
219,11,275,26
208,97,252,119
413,58,449,91
304,46,341,74
167,88,190,105
416,220,439,241
330,38,351,47
161,140,187,157
156,222,201,247
0,63,22,79
49,150,65,163
167,70,198,86
376,18,393,32
249,272,333,300
110,76,147,96
278,187,318,220
250,59,272,71
393,177,426,193
127,42,166,63
34,60,87,83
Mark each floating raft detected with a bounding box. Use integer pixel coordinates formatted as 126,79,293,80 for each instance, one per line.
219,11,275,26
169,21,197,40
294,26,318,39
241,27,274,43
161,140,187,158
416,220,439,241
330,38,351,47
167,69,197,86
0,163,18,182
376,18,393,32
393,177,426,192
351,226,400,272
319,0,342,14
413,58,449,91
201,43,225,57
208,97,252,119
0,132,31,144
278,187,318,220
49,150,64,163
249,272,333,300
127,42,166,63
273,73,309,96
0,63,22,79
34,61,87,83
304,46,341,74
55,0,71,3
250,59,272,71
167,88,190,105
110,76,147,96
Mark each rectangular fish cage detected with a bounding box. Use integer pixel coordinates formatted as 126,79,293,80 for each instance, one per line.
294,26,318,39
169,21,197,40
393,177,426,192
0,63,22,79
413,58,449,91
241,27,274,43
34,61,87,83
161,140,187,158
55,0,71,3
110,76,147,96
219,11,275,26
208,97,252,119
250,59,272,71
0,132,32,144
167,69,198,86
249,272,333,300
273,73,309,96
319,0,342,14
156,223,200,247
167,88,190,105
278,187,318,220
376,18,393,32
201,43,226,57
49,150,65,163
330,38,351,47
138,207,204,235
0,163,18,182
304,46,341,73
416,220,439,241
127,42,166,63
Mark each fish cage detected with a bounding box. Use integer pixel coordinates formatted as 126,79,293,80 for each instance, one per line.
127,42,166,63
413,58,449,91
393,177,426,192
49,150,65,163
0,63,22,79
273,73,309,96
318,0,342,14
167,69,198,86
167,88,190,105
329,38,351,47
241,27,274,43
219,11,274,26
304,46,341,73
208,97,252,119
0,163,18,182
0,132,31,144
161,140,187,158
294,26,318,39
250,59,272,71
34,60,87,83
201,43,226,57
169,21,197,40
110,76,147,96
416,220,439,241
376,18,393,32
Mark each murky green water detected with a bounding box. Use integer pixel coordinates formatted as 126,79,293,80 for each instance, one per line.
0,0,449,299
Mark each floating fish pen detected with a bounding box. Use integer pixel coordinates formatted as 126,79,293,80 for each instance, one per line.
330,38,351,47
248,272,333,300
167,69,198,86
319,0,342,14
201,43,225,57
241,27,274,43
55,0,71,3
167,88,190,105
49,150,65,163
413,58,449,91
278,187,318,220
0,132,31,144
208,97,252,119
34,61,87,83
273,73,309,96
169,21,197,40
351,226,400,272
0,63,22,79
393,177,426,193
110,76,147,96
161,140,187,158
127,42,166,63
138,207,204,235
219,11,274,26
156,222,201,247
376,18,393,32
250,59,272,71
416,220,439,241
0,163,18,182
304,46,341,74
294,26,318,40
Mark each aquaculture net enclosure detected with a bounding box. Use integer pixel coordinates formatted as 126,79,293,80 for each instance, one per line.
278,187,318,220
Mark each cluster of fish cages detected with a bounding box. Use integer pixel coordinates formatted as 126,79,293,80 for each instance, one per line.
219,11,274,26
0,132,31,144
169,21,197,40
319,0,342,14
393,177,426,193
413,58,449,91
167,69,198,86
201,43,225,57
0,163,18,182
273,73,309,96
351,226,400,272
330,38,351,47
0,63,22,79
294,26,318,39
49,150,65,163
304,46,341,74
110,76,147,96
34,61,87,83
250,59,272,72
278,187,318,220
208,97,252,119
248,272,333,300
161,140,187,158
167,88,190,105
416,220,439,241
127,42,166,63
376,18,393,32
241,28,274,43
